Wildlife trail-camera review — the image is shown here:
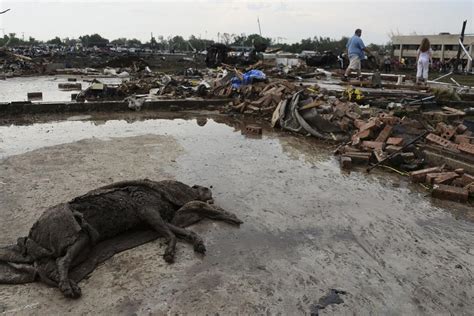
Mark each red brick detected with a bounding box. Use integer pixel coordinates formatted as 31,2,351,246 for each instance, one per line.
426,133,458,149
352,129,371,143
387,137,404,146
457,173,474,186
409,167,443,183
373,149,387,162
244,125,262,135
432,184,469,202
457,142,474,155
454,135,471,144
456,124,468,134
344,152,371,164
386,145,403,154
353,119,365,129
426,172,444,184
466,183,474,195
359,119,382,132
379,115,400,125
432,172,459,185
359,120,376,132
361,141,384,150
375,125,393,143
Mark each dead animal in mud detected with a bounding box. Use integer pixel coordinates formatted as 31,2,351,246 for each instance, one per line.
0,179,242,298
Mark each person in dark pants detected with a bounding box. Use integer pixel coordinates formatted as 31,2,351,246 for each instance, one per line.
383,55,392,73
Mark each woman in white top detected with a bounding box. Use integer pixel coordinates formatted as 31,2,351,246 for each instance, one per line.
416,38,433,84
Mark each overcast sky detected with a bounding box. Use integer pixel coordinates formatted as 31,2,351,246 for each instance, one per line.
0,0,472,44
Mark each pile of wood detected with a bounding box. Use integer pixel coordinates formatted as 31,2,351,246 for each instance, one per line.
232,81,299,115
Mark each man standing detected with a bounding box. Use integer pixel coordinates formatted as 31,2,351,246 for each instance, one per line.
343,29,371,81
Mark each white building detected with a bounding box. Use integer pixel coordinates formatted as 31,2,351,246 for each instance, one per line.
391,33,473,70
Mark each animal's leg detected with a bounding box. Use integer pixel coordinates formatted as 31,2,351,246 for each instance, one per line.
138,207,177,263
166,224,206,254
57,232,89,299
0,244,32,263
171,201,243,228
0,262,36,284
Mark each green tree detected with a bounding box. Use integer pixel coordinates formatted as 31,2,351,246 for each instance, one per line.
127,38,142,47
111,38,127,46
47,36,62,46
79,34,109,47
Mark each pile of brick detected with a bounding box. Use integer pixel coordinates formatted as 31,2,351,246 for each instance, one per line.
336,113,425,169
424,121,474,156
410,167,474,202
232,81,299,115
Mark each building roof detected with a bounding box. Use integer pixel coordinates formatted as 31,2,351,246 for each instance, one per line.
391,34,474,45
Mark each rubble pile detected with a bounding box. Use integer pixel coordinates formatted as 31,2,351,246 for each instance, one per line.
0,50,42,77
409,166,474,202
333,101,474,203
336,113,426,168
231,81,299,115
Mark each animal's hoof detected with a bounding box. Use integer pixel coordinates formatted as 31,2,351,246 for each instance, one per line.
163,252,175,263
60,280,82,299
194,242,206,254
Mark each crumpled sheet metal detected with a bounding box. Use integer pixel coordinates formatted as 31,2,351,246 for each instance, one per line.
275,91,346,141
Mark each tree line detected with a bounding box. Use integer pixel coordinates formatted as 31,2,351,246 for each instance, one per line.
0,32,391,54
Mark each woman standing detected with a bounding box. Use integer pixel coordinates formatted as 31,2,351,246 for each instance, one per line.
416,38,433,84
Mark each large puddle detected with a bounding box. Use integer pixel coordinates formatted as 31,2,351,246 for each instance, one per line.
0,76,123,102
0,113,472,315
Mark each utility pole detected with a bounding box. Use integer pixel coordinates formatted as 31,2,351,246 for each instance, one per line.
257,17,262,36
455,20,467,73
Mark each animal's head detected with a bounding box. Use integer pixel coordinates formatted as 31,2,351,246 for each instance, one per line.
192,185,213,202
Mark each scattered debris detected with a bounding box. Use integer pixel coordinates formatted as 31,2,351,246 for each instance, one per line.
310,289,348,316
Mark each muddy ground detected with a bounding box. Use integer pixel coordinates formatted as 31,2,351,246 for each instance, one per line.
0,112,473,315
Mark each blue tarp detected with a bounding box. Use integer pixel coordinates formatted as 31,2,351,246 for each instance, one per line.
231,70,266,89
